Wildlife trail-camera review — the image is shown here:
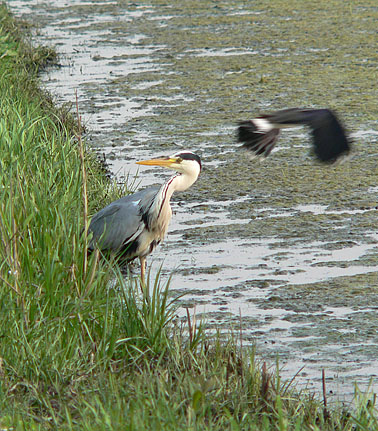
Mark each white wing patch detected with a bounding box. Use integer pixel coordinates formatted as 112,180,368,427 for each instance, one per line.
252,117,274,132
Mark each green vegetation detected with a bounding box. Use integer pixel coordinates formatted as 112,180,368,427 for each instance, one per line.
0,3,377,430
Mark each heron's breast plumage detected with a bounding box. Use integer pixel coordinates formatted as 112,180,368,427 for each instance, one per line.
136,193,172,258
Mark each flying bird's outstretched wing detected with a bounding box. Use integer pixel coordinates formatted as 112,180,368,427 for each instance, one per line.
238,108,351,163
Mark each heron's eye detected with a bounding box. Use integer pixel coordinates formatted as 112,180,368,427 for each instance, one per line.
176,157,183,163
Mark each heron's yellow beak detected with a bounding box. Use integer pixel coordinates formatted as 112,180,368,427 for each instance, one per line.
136,156,180,167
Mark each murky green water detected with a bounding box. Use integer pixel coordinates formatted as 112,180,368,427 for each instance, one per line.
9,0,378,402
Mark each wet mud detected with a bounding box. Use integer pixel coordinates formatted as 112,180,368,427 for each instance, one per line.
8,0,378,402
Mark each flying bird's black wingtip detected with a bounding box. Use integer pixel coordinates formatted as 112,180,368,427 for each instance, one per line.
237,120,256,144
308,109,352,163
314,141,351,164
237,120,280,158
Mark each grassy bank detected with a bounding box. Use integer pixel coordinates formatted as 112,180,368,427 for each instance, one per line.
0,3,377,430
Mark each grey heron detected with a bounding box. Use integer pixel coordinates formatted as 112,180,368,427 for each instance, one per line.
88,151,201,285
237,108,351,162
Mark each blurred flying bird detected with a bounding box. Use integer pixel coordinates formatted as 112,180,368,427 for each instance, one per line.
237,108,351,163
88,151,201,285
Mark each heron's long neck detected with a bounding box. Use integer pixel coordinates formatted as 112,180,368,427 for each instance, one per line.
160,173,189,204
150,172,196,227
167,171,198,193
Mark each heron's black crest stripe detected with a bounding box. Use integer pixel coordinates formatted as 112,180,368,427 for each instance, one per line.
176,152,202,171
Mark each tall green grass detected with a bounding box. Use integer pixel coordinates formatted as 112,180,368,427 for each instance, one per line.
1,3,378,430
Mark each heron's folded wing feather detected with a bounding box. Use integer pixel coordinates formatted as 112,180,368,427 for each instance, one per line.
88,186,160,252
89,201,144,251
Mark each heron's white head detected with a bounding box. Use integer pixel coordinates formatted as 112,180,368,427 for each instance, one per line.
136,151,201,192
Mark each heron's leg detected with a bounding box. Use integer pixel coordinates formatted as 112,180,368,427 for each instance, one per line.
139,256,147,293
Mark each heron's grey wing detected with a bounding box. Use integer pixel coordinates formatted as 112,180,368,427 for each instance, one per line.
88,202,142,251
88,186,159,252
